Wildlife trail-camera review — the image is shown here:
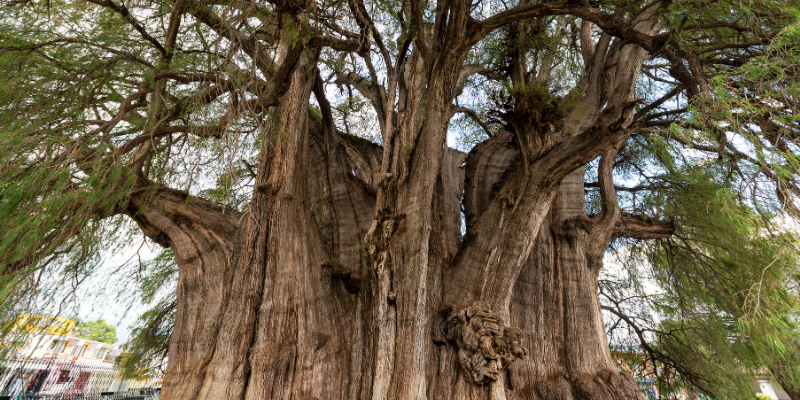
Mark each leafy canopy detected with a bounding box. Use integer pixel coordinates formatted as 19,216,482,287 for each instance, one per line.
74,319,118,344
0,0,799,398
597,21,800,399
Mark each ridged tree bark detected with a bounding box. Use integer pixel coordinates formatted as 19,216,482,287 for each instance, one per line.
89,1,689,400
138,21,675,399
4,0,796,397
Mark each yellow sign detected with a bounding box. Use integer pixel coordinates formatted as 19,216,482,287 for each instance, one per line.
10,313,77,335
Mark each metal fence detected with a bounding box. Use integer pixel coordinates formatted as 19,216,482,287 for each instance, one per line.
0,358,139,400
0,392,159,400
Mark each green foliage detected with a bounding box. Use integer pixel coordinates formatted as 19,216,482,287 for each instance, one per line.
603,22,800,395
75,319,118,344
0,0,146,328
604,158,800,397
119,298,174,380
119,248,177,380
604,140,800,398
1,0,800,397
0,0,250,343
136,249,178,306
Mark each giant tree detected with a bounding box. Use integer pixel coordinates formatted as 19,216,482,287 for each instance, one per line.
1,0,799,399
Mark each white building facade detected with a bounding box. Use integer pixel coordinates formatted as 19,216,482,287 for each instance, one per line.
0,314,160,398
0,333,119,397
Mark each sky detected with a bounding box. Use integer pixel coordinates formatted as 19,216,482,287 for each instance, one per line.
75,238,159,346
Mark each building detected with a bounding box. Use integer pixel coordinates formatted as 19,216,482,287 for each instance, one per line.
0,313,121,397
756,375,793,400
611,345,795,400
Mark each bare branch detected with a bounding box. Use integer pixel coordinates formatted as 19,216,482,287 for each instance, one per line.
451,106,493,138
84,0,168,56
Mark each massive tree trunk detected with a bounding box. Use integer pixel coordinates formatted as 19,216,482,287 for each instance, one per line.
6,0,791,395
146,55,380,400
504,169,643,400
143,97,657,400
120,3,674,400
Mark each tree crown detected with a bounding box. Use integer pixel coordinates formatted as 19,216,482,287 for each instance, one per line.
1,0,800,397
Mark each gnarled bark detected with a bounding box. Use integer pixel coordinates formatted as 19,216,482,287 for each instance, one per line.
135,5,672,400
506,169,642,400
152,56,377,400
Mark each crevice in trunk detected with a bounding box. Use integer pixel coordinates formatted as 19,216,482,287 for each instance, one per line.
158,57,379,400
124,187,241,400
505,169,642,400
149,9,664,398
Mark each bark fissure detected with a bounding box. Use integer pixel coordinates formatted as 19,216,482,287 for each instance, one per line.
125,4,678,400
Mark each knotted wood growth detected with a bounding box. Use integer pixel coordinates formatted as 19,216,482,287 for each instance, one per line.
11,0,774,396
439,302,528,384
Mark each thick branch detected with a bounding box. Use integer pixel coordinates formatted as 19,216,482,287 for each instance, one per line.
124,184,241,250
335,72,383,108
451,106,493,138
634,85,683,119
117,125,226,154
612,212,675,239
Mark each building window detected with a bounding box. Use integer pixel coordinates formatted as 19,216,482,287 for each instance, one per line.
57,370,70,383
94,348,106,359
54,341,67,353
72,344,87,356
75,372,91,390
